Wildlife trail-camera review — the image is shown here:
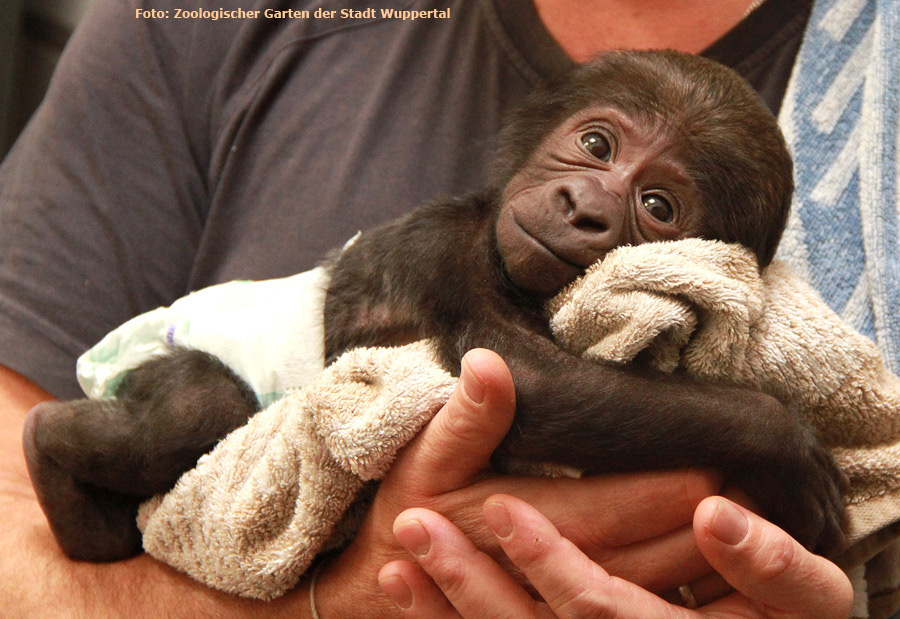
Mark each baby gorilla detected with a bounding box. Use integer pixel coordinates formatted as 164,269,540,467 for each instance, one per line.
23,50,847,564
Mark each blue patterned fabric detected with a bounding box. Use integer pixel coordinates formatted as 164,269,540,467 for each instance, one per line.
777,0,900,372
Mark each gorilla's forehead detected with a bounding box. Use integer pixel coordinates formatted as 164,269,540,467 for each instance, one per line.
527,106,690,181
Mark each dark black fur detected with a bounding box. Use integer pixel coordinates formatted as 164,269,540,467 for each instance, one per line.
325,192,845,557
24,348,260,559
23,51,846,564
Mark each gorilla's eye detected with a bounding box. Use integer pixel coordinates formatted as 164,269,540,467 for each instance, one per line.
580,132,612,161
642,194,674,223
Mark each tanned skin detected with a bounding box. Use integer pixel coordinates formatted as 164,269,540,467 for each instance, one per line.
22,50,847,566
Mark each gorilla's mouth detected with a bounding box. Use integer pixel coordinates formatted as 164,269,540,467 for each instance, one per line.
511,216,586,281
514,216,589,272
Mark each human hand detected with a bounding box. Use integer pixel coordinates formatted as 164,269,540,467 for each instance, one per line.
313,349,725,617
379,493,853,618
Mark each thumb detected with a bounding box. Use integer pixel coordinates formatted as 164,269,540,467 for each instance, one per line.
386,348,516,497
694,497,853,618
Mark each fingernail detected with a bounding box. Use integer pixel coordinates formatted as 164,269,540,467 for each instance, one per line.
380,574,413,610
484,501,514,539
461,356,486,404
709,498,749,546
396,519,431,557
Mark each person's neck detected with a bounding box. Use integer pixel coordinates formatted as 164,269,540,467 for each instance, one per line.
533,0,764,61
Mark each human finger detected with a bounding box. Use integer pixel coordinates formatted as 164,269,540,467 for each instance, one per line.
379,559,462,617
694,496,853,618
659,485,760,606
517,469,720,592
483,494,701,619
390,507,551,618
533,469,722,548
386,348,516,497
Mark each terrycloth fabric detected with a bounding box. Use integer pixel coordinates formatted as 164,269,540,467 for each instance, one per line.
77,268,330,408
548,239,900,540
138,239,900,602
138,341,456,600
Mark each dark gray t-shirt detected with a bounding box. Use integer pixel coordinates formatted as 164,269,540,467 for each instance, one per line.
0,0,812,398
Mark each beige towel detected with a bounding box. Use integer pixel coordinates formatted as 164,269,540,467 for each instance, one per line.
139,238,900,600
549,238,900,536
138,341,456,600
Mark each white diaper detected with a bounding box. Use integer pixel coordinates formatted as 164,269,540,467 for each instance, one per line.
77,267,331,407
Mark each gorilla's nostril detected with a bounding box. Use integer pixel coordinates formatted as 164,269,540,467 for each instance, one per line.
561,187,576,218
573,218,608,234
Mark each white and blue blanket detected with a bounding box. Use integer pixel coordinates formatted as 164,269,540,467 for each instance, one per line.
778,0,900,372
